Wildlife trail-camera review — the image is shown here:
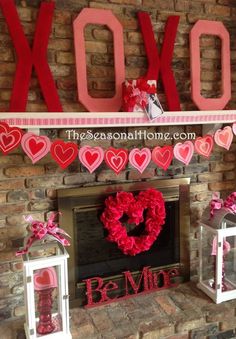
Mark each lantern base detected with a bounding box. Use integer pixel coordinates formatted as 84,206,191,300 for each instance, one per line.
197,280,236,304
24,322,72,339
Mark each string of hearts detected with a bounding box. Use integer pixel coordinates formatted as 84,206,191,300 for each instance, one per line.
0,121,235,174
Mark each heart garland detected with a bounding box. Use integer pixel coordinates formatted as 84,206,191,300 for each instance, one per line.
21,132,51,164
51,140,78,169
129,148,151,173
0,122,23,155
1,121,236,172
104,147,129,174
79,146,104,173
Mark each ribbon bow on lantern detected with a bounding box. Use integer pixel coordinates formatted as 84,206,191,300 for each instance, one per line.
16,213,70,256
210,192,236,218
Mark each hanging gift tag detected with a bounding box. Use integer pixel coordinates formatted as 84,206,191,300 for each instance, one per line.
146,92,164,121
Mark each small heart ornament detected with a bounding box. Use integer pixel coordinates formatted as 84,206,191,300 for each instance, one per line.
173,141,194,165
34,267,58,291
79,146,104,173
51,140,78,169
129,148,151,173
214,126,233,150
21,132,51,163
152,146,173,171
194,135,214,158
104,147,128,174
0,121,23,155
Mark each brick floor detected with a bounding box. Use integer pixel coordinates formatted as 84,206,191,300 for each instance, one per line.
2,282,236,339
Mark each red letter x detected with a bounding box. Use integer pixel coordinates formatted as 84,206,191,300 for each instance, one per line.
138,12,180,111
0,0,62,112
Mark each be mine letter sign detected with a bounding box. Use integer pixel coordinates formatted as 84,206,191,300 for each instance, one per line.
83,266,179,308
0,0,231,112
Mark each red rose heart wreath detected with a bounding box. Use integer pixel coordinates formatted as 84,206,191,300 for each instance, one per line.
100,188,166,256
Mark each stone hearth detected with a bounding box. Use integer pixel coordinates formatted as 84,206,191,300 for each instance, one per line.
2,282,236,339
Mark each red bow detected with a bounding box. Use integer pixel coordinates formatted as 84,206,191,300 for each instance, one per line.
16,213,70,256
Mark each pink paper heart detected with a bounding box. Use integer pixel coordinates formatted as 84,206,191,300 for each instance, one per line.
79,146,104,173
173,141,194,165
21,133,51,164
214,126,233,150
129,148,151,173
194,135,214,158
232,123,236,136
34,267,58,291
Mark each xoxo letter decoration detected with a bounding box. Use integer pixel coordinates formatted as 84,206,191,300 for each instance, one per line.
84,266,179,308
0,2,232,112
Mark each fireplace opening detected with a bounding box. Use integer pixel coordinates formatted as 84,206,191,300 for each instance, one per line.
75,200,179,281
58,178,190,306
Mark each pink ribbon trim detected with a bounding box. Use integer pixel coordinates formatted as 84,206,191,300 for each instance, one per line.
16,212,70,256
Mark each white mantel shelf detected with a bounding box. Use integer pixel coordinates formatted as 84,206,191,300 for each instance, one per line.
0,111,236,128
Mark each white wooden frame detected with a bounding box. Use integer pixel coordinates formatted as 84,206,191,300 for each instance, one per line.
198,223,236,304
23,243,71,339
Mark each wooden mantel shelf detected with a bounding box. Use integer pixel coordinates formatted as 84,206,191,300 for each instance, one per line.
0,110,236,129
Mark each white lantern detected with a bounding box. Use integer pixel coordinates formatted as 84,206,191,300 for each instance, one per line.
22,241,71,339
198,200,236,303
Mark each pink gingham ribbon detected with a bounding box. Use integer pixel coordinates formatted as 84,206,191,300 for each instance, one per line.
210,192,236,217
210,192,223,217
224,192,236,213
16,213,70,256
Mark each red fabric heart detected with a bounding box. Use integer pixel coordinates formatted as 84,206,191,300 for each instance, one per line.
34,267,58,291
152,146,173,170
194,135,214,158
101,189,166,256
104,147,128,174
0,121,23,155
51,140,78,169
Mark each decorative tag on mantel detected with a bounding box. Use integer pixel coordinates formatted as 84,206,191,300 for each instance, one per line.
83,266,179,308
122,79,164,121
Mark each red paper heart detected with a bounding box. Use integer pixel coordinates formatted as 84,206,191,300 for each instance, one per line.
0,121,23,155
104,147,128,174
51,140,78,169
194,135,214,158
34,267,58,291
152,146,173,171
129,148,151,173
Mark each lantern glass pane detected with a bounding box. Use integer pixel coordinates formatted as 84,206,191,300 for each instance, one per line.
201,227,216,290
33,265,63,336
223,235,236,292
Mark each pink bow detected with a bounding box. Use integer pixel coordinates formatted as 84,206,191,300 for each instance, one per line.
16,213,70,256
210,191,236,217
224,192,236,213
